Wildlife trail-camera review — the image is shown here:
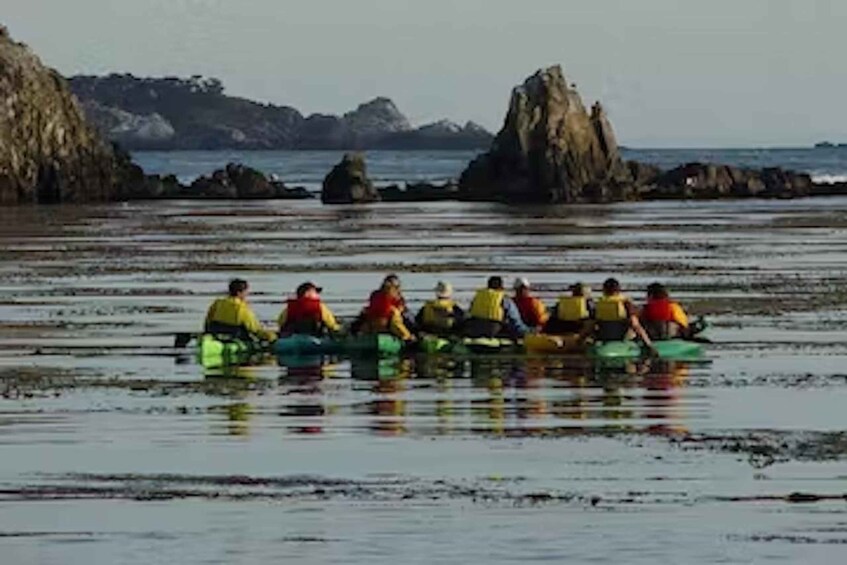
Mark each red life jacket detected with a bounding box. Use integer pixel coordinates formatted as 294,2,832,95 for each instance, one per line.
642,298,674,322
285,296,323,325
514,295,542,327
365,290,397,321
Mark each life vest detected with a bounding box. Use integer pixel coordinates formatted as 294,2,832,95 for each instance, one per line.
282,296,323,335
556,296,589,322
514,295,544,327
365,290,397,321
641,298,674,323
469,289,505,322
420,299,457,331
595,295,629,322
205,297,251,338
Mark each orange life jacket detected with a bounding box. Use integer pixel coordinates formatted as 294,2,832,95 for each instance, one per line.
515,295,544,327
642,298,674,323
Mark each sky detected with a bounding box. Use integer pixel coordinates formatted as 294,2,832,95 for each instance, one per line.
4,0,845,147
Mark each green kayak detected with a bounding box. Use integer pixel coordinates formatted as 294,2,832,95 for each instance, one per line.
590,339,704,361
344,333,405,356
273,334,340,356
197,334,263,368
419,334,519,355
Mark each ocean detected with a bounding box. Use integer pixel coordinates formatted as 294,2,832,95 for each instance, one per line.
133,146,847,189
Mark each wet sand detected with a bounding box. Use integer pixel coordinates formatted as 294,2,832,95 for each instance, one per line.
1,198,846,564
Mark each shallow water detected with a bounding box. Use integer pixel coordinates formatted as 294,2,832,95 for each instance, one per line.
1,197,846,564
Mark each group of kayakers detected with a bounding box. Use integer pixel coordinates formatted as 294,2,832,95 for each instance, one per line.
204,274,697,350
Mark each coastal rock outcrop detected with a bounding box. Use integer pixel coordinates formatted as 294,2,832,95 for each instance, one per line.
188,163,312,199
321,153,380,204
650,163,812,199
69,75,494,151
0,26,124,204
459,65,629,203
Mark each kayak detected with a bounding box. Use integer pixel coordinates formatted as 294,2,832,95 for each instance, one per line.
590,339,704,361
419,335,519,355
344,333,405,356
273,334,340,356
523,333,583,354
197,334,263,368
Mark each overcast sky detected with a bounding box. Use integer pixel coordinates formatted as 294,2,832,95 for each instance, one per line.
4,0,844,147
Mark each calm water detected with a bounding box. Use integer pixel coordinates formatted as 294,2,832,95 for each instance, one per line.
134,146,847,187
1,158,847,563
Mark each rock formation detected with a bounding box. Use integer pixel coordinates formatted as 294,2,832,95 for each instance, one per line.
650,163,812,199
459,65,628,203
188,163,312,200
0,26,126,204
321,153,380,204
69,74,494,151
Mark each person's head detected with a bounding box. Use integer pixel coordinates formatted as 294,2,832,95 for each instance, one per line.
228,278,249,298
513,277,531,296
296,281,323,299
571,282,591,298
434,281,453,299
382,273,401,290
647,282,669,300
487,276,504,290
602,278,621,296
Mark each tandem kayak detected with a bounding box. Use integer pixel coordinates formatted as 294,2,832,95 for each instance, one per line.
523,333,583,354
419,334,519,355
590,339,704,361
197,334,264,368
344,333,405,356
272,334,340,356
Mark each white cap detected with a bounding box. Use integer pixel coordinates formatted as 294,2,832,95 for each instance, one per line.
514,277,530,290
435,281,453,298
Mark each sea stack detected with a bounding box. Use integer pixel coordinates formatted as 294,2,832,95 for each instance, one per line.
321,153,381,204
459,65,628,203
0,25,124,204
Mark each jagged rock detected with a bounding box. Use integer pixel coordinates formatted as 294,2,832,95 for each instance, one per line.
459,65,628,203
0,26,128,204
652,162,813,199
344,97,411,141
185,162,313,199
321,153,380,204
379,181,459,202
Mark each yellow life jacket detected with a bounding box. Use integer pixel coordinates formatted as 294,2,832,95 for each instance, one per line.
595,294,629,322
469,289,505,322
207,296,249,327
421,299,456,330
556,296,589,322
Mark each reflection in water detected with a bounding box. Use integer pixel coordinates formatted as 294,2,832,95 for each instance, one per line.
262,354,705,439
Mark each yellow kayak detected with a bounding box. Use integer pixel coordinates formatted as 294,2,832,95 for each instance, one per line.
523,333,583,354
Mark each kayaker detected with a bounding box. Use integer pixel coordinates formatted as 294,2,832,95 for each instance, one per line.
204,278,277,342
277,282,342,337
594,278,654,349
640,282,690,340
415,281,465,336
512,277,549,332
545,282,595,335
370,273,416,329
463,276,530,338
361,283,414,341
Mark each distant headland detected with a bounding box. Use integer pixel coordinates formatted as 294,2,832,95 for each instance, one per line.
68,74,493,151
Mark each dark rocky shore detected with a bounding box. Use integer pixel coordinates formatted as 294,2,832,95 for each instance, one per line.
1,23,845,206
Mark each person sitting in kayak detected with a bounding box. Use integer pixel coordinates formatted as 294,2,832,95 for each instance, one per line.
360,283,414,342
277,282,342,337
416,281,464,336
512,277,549,332
463,276,530,339
640,283,690,341
545,282,595,335
204,278,277,342
594,278,653,349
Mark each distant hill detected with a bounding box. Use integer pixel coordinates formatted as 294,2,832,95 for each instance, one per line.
68,74,493,151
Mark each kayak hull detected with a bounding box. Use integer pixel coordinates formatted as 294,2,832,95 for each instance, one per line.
524,333,583,354
590,339,704,360
273,334,340,356
197,334,260,368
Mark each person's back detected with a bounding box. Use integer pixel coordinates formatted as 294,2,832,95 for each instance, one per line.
278,282,341,337
416,281,463,336
640,283,689,340
361,284,413,341
205,279,276,342
546,283,594,334
464,276,529,338
594,278,644,343
512,278,549,331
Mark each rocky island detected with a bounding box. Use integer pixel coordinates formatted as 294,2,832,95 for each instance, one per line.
68,74,493,151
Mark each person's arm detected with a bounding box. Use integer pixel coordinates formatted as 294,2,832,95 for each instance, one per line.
415,306,425,328
626,301,653,347
401,307,417,332
389,310,413,341
204,300,218,332
240,305,277,342
671,303,689,328
503,298,530,336
320,304,342,333
534,299,550,326
277,308,288,331
453,305,465,324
